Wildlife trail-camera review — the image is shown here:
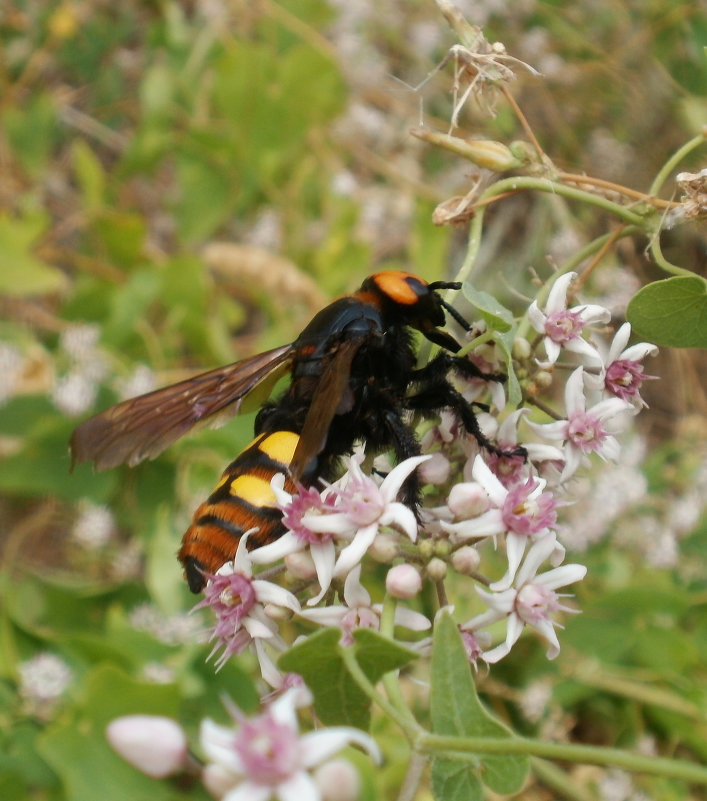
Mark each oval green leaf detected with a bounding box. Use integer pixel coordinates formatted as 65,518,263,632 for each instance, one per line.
626,275,707,348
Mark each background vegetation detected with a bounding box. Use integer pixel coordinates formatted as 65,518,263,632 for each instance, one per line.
0,1,705,799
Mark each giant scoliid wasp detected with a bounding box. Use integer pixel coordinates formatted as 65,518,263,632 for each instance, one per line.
70,271,522,592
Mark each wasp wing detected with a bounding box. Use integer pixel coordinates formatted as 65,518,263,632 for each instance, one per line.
70,344,295,471
290,336,366,480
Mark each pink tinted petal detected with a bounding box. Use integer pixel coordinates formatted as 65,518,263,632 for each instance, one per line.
225,782,272,801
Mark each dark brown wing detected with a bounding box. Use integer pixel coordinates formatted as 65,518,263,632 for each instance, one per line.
70,345,295,471
290,336,366,480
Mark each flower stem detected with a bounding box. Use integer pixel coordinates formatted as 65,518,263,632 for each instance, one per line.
648,131,706,197
417,733,707,785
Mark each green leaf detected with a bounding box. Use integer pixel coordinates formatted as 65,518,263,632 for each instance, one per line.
430,613,528,800
626,276,707,348
492,326,522,406
462,284,514,333
0,213,68,296
278,628,417,729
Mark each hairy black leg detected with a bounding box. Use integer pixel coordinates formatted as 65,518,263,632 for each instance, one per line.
412,352,507,385
406,383,527,460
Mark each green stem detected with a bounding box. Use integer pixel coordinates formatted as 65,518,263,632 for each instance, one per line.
649,132,706,197
531,758,597,801
648,230,694,277
485,176,650,227
417,733,707,785
338,644,424,739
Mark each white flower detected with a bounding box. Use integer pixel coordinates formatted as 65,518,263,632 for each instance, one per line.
196,534,300,681
200,688,380,801
527,367,634,480
463,535,587,663
584,322,657,407
527,272,611,367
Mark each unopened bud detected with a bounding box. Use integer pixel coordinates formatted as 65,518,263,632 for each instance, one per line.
451,545,481,575
285,550,317,581
368,532,398,563
314,759,361,801
106,715,187,778
425,557,448,581
386,564,422,599
418,452,451,485
512,337,532,360
448,482,489,518
418,539,435,560
264,603,294,622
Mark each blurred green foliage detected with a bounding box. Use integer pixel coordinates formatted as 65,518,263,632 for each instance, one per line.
0,1,705,799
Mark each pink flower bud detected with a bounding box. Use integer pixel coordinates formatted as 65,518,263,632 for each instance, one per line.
314,758,361,801
417,452,451,485
385,564,422,599
284,550,317,580
106,715,187,778
448,482,489,518
451,545,481,575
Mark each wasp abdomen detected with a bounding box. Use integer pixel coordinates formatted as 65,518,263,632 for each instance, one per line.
178,430,300,592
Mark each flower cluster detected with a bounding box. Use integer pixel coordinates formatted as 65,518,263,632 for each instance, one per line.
111,270,657,797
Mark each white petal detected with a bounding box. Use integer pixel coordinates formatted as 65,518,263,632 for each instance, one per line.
332,524,378,579
200,720,244,773
527,300,547,333
441,508,505,540
533,562,587,590
253,580,301,612
307,541,337,605
343,565,371,607
607,322,632,361
471,454,507,505
620,342,658,361
490,532,528,591
483,613,524,663
531,618,562,659
224,781,271,801
564,367,587,413
545,272,576,313
515,533,558,586
475,586,517,614
591,396,633,421
393,606,432,631
249,531,302,564
574,303,611,325
381,502,418,541
301,727,382,766
380,455,431,501
278,771,320,801
297,606,347,626
526,419,568,442
243,616,277,640
541,338,562,366
564,337,603,363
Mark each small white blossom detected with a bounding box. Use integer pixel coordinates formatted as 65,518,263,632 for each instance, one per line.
527,272,611,367
200,688,380,801
464,535,587,663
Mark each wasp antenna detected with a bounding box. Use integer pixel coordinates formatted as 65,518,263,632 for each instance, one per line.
428,280,461,292
440,298,472,332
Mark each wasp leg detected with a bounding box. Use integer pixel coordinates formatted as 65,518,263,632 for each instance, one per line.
405,382,527,461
